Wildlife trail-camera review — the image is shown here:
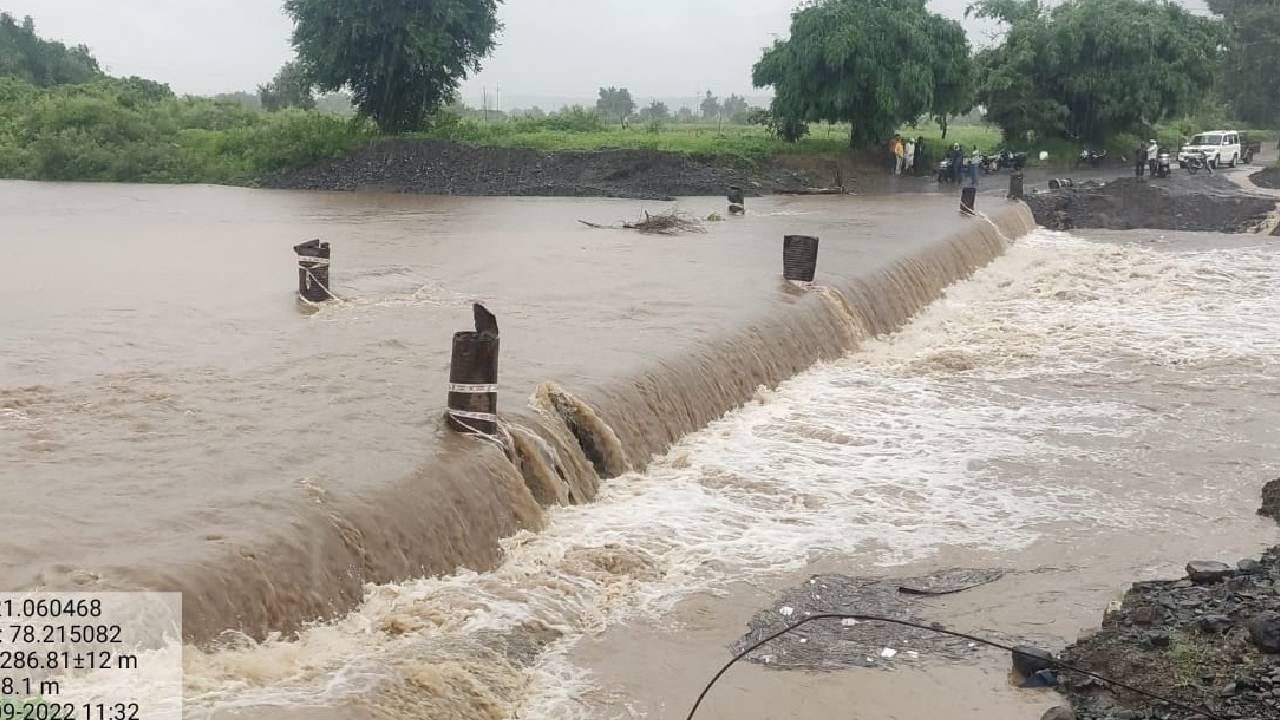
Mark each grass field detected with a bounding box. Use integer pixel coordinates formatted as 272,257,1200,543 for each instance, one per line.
422,117,1277,169
419,118,1086,166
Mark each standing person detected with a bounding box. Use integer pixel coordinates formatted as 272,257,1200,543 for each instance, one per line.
890,135,904,175
948,143,964,183
1135,142,1147,177
1146,138,1160,176
914,136,929,177
967,146,982,187
904,137,916,174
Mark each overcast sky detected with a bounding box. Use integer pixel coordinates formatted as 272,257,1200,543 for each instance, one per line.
5,0,1209,106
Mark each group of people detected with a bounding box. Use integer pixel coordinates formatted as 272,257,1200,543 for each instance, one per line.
889,134,929,176
1134,138,1162,177
943,142,986,186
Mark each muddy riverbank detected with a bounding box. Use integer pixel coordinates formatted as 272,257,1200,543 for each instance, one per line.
257,139,822,200
1060,543,1280,720
1025,174,1278,234
1251,166,1280,190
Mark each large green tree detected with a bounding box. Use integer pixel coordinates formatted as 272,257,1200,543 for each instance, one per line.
0,12,101,87
258,61,316,112
285,0,500,132
1208,0,1280,127
972,0,1222,144
752,0,973,147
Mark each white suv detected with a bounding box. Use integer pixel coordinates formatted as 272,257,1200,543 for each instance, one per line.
1178,130,1243,169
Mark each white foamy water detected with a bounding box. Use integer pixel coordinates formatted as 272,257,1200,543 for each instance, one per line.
183,229,1280,719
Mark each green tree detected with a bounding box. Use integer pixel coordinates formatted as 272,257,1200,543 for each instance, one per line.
0,12,101,87
638,100,670,122
1208,0,1280,127
752,0,973,147
595,86,636,124
285,0,500,132
258,61,316,112
971,0,1222,144
722,94,750,123
700,91,720,121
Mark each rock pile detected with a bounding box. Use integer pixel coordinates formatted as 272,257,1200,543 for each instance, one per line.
1059,547,1280,720
1258,479,1280,522
1024,175,1277,234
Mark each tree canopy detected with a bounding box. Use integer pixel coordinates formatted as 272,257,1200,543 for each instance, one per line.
1208,0,1280,127
285,0,500,132
752,0,973,147
595,87,635,123
700,91,720,121
0,12,101,87
972,0,1222,144
258,61,315,112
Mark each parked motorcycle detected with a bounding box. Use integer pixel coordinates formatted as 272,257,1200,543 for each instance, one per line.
936,159,953,183
1185,150,1212,175
1155,151,1172,178
983,149,1027,173
1076,148,1108,168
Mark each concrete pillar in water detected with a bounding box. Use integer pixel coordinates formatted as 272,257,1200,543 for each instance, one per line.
783,235,820,282
961,187,977,215
1048,178,1074,191
293,239,333,302
728,186,745,215
1008,172,1025,201
448,304,500,436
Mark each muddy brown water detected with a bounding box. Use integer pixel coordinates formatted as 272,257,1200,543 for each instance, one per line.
0,180,1025,642
3,179,1277,720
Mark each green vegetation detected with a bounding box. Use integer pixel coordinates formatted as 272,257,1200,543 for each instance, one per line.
971,0,1221,144
1209,0,1280,128
258,61,315,112
752,0,972,147
1,0,1276,184
0,12,100,86
595,87,636,125
0,76,372,182
286,0,500,132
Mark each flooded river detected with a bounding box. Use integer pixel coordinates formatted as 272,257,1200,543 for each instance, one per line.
2,180,1277,719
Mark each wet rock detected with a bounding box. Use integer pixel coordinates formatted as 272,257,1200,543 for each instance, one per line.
1239,559,1263,574
1131,605,1160,625
1041,706,1075,720
1248,613,1280,653
1199,614,1234,633
1022,668,1059,688
1260,479,1280,521
1012,645,1055,676
1187,561,1233,584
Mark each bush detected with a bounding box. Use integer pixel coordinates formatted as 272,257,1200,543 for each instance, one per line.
0,77,373,183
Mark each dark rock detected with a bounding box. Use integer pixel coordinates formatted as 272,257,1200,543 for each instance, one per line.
1239,559,1263,574
1025,175,1277,234
1187,561,1233,584
1131,605,1160,625
1146,630,1172,648
1200,614,1234,633
1022,669,1060,688
1248,613,1280,653
1012,645,1056,676
1041,706,1075,720
1260,479,1280,521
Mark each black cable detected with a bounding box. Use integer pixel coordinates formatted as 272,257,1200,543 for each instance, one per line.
685,613,1227,720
